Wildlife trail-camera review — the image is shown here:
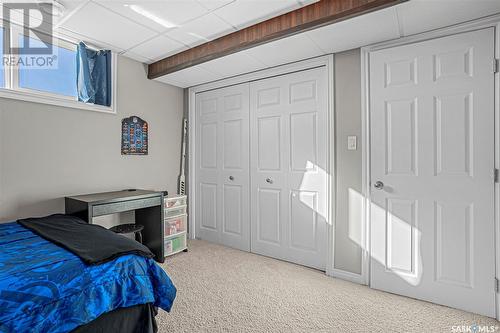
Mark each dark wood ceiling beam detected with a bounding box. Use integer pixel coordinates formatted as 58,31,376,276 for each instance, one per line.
148,0,406,79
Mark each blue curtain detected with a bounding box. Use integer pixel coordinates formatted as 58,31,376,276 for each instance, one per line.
76,42,112,107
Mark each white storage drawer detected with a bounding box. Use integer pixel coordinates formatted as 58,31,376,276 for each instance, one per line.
164,234,187,256
164,214,187,236
164,195,187,209
164,205,187,218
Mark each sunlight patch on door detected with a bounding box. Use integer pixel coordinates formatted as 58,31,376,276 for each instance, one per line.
298,160,329,223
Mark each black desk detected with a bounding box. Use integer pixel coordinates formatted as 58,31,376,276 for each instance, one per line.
65,190,164,263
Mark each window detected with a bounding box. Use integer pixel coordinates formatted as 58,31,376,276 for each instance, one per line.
18,36,77,98
0,23,115,113
0,28,5,88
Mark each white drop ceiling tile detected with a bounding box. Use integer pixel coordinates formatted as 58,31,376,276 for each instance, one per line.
160,66,219,87
397,0,500,36
164,29,200,47
155,75,188,88
245,33,324,67
97,0,209,33
55,27,124,53
61,1,157,50
57,1,88,17
165,13,235,47
59,0,89,12
199,51,265,77
306,7,400,53
122,50,153,64
214,0,301,29
128,35,187,61
197,0,235,11
55,1,90,29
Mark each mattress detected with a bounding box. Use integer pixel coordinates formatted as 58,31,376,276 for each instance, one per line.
0,222,176,333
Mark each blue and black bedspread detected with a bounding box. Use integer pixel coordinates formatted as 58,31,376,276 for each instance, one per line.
0,222,176,333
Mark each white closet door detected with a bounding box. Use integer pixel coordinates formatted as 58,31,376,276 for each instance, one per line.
370,28,495,316
195,83,250,251
250,67,329,270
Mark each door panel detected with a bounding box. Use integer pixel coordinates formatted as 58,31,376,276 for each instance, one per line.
257,87,281,107
200,183,217,231
200,97,217,115
290,112,317,171
195,83,250,251
386,198,417,274
250,67,328,270
223,119,243,169
435,201,474,288
385,99,417,175
434,93,473,176
200,123,217,169
257,116,282,171
223,184,242,235
290,190,318,251
257,188,282,245
370,28,495,317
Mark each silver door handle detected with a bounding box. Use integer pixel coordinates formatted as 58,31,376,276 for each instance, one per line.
374,181,384,190
266,178,273,184
229,176,234,181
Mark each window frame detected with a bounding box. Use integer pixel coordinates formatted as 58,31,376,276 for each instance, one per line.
0,23,117,114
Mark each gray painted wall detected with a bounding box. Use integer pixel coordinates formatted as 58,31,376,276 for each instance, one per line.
334,49,363,274
0,56,184,226
0,49,364,272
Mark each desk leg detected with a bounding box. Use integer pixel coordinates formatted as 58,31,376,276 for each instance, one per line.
136,205,164,263
65,198,90,223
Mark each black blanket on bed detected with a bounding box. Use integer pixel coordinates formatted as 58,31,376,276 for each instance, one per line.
18,214,154,265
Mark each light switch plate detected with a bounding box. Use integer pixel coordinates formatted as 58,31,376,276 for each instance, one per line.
347,135,357,150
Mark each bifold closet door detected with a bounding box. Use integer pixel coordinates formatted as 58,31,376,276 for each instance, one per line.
250,67,329,270
195,83,250,251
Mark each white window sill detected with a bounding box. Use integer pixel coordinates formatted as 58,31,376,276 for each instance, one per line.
0,87,116,114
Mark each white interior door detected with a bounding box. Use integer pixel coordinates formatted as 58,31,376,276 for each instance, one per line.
195,83,250,251
250,67,329,270
369,28,495,316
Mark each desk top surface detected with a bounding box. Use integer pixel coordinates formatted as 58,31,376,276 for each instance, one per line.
66,189,162,204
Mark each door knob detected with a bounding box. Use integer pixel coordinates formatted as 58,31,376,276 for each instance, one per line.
266,178,273,184
229,176,234,181
374,181,384,190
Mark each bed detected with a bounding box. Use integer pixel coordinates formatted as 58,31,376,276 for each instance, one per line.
0,216,176,333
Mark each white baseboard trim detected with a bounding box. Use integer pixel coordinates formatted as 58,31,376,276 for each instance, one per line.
330,268,367,285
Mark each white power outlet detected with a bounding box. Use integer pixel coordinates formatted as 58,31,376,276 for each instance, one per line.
347,135,357,150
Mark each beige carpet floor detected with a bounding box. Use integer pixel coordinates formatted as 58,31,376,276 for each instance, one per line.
156,239,499,332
